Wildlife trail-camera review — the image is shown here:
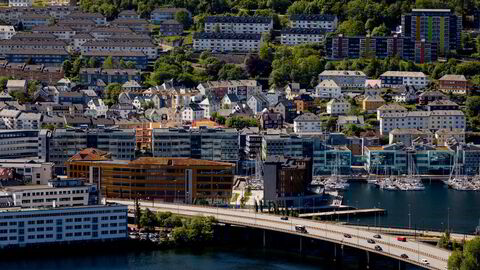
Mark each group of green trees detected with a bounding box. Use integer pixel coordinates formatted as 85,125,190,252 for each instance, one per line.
137,209,215,245
62,56,137,80
448,237,480,270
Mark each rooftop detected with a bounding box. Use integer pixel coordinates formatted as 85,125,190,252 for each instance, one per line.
319,70,366,76
380,71,427,77
6,80,26,88
390,128,433,135
290,14,337,22
294,112,321,122
439,74,467,81
205,16,272,24
193,32,262,40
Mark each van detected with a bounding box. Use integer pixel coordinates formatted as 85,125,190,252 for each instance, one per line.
295,225,307,233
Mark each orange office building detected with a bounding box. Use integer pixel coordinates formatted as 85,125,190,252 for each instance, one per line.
66,149,235,204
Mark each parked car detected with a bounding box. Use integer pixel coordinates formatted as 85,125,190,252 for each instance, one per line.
397,237,407,242
401,254,409,259
367,239,375,244
421,259,429,265
281,216,289,221
373,234,381,239
343,234,352,238
374,245,383,251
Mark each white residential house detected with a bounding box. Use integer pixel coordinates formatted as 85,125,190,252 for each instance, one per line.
247,94,269,115
193,32,262,53
376,104,408,120
337,115,365,127
281,28,325,45
182,103,204,122
199,97,218,119
0,25,15,39
393,85,418,103
326,97,351,115
221,94,240,109
318,70,367,89
293,112,322,133
315,79,341,98
380,71,428,88
6,80,27,93
87,98,109,117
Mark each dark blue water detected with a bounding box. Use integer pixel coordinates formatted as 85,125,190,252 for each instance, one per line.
0,249,325,270
343,182,480,234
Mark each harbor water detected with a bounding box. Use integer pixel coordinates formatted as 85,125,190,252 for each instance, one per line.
343,182,480,234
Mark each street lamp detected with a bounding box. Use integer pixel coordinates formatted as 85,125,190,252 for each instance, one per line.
447,207,450,232
408,204,411,229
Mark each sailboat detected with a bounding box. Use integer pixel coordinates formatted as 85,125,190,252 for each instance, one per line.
323,152,349,191
445,150,473,191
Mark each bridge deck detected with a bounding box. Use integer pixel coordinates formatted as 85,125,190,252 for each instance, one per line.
299,208,386,218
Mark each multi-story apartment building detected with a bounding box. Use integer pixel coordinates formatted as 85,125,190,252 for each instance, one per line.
401,9,462,56
83,51,148,70
111,18,150,34
0,6,78,24
159,20,183,36
293,113,321,134
79,68,141,87
0,204,128,248
362,95,386,113
388,128,434,146
280,28,325,45
289,14,338,31
38,128,136,175
197,80,261,101
5,49,69,65
315,79,341,98
21,13,49,29
57,19,96,32
67,12,106,25
151,8,191,24
380,71,428,88
81,40,158,59
152,128,239,163
0,62,63,84
204,16,273,34
326,35,438,63
0,26,15,39
118,10,139,19
0,39,67,55
193,32,262,53
15,112,42,130
0,130,39,159
9,0,32,7
31,25,76,40
379,110,465,135
66,156,235,204
3,179,92,208
0,158,54,185
438,74,470,95
435,128,465,145
318,70,367,89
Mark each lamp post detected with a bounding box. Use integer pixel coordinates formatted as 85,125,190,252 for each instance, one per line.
447,207,450,232
408,204,411,229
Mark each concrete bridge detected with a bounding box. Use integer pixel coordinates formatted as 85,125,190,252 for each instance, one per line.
112,199,450,270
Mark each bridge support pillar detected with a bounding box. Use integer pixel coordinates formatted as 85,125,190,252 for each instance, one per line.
262,230,266,248
366,250,370,269
299,236,303,254
333,243,337,262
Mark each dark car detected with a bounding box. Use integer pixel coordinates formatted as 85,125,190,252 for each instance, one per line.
343,234,352,238
373,234,381,239
401,254,409,259
281,216,288,221
367,239,375,244
375,245,383,251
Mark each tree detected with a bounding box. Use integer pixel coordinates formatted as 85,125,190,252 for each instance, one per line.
62,60,73,78
338,19,366,36
447,237,480,270
218,64,247,80
102,56,114,69
371,24,389,37
105,83,122,104
466,96,480,117
88,57,97,68
139,208,157,231
164,215,183,228
175,10,192,29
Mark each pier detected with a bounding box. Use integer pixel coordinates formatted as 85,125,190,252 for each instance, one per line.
299,208,387,218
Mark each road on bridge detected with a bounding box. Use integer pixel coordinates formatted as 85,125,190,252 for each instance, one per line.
111,199,450,270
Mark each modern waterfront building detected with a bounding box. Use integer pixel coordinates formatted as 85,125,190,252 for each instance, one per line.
0,204,128,248
401,9,462,56
151,128,239,163
289,14,338,31
318,70,367,89
38,128,136,175
193,32,262,53
66,156,235,204
3,178,93,208
204,16,273,34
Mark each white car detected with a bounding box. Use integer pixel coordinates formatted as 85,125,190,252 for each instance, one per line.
421,259,429,265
